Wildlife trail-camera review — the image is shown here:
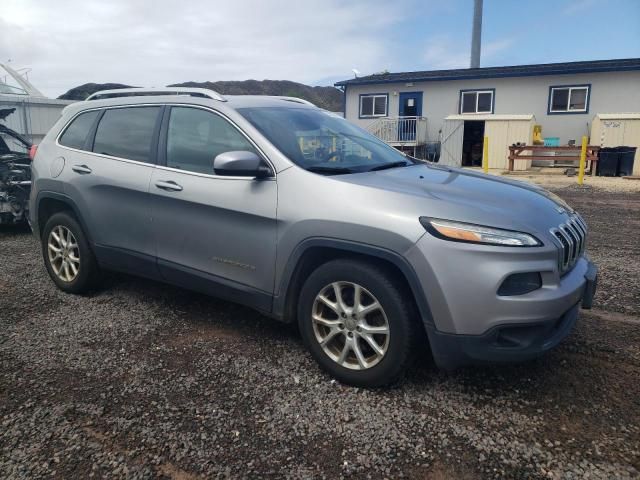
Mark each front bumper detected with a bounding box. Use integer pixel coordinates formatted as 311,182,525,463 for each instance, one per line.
425,261,597,370
404,231,598,370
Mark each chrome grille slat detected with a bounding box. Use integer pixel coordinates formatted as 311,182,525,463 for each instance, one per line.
561,224,578,264
550,214,588,274
567,220,584,255
572,216,586,237
572,219,587,256
557,228,572,270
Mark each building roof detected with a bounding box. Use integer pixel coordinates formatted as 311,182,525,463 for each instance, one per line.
594,113,640,120
335,58,640,87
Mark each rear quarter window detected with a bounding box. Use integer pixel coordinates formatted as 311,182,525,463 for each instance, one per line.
58,110,101,150
92,107,161,162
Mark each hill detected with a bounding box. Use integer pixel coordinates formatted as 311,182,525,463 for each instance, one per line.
58,83,132,101
58,80,342,111
168,80,342,111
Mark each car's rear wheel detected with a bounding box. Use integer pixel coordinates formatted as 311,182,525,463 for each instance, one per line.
42,212,100,293
298,259,416,387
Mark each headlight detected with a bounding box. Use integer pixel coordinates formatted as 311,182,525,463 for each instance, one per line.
420,217,541,247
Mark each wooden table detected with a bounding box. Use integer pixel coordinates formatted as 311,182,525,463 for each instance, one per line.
508,145,601,174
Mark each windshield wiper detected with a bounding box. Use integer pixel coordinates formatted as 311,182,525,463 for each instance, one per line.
306,165,355,175
368,161,410,172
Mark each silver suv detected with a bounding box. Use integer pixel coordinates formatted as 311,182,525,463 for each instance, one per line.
29,88,597,387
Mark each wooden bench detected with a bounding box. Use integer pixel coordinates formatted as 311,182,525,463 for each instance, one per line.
508,145,600,174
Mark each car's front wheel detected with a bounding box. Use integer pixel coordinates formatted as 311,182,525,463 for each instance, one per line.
298,259,416,387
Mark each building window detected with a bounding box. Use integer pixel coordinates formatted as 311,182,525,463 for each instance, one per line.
359,94,388,118
459,90,494,114
548,85,590,113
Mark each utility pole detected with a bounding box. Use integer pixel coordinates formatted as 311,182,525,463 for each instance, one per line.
470,0,483,68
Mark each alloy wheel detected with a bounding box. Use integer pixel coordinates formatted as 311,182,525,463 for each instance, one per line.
311,281,390,370
47,225,80,282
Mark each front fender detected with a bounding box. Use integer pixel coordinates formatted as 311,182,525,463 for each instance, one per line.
272,237,434,327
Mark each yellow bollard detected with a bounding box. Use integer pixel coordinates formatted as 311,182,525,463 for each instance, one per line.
578,135,588,185
482,136,489,173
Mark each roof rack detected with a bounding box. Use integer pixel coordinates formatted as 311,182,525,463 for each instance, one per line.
273,96,316,106
86,87,226,102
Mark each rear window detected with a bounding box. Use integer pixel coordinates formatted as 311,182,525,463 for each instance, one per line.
58,110,101,150
92,107,160,162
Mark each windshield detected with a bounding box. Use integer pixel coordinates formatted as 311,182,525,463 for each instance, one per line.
0,83,28,95
237,107,412,174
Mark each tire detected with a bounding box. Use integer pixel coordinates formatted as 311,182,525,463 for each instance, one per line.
298,259,417,387
42,211,100,293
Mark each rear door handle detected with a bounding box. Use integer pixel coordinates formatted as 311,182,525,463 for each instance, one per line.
155,180,183,192
71,164,92,174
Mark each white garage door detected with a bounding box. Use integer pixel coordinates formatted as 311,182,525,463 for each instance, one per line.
484,120,533,171
439,119,463,167
591,114,640,176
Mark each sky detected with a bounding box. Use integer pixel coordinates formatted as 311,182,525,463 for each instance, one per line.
1,0,639,98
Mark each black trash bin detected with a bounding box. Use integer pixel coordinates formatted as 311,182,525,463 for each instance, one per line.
597,147,619,176
617,146,637,176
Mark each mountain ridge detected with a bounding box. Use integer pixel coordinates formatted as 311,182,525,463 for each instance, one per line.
58,80,342,111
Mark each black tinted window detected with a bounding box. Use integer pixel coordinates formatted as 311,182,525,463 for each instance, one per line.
477,92,492,112
166,107,257,174
59,110,100,150
551,88,569,111
461,92,476,113
93,107,160,162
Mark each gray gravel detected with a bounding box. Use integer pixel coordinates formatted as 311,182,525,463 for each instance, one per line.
1,186,639,479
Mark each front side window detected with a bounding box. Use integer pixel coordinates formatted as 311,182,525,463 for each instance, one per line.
460,90,494,114
238,107,413,175
359,94,387,117
92,107,160,162
58,110,101,150
166,107,258,174
549,86,589,113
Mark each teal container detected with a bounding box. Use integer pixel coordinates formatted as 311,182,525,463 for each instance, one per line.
544,137,560,147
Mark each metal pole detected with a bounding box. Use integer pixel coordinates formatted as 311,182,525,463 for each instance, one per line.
471,0,483,68
483,136,489,173
578,135,588,185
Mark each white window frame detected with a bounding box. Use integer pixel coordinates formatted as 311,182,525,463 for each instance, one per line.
549,86,590,113
460,90,494,114
359,94,388,118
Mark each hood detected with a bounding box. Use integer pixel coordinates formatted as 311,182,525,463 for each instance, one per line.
336,163,575,234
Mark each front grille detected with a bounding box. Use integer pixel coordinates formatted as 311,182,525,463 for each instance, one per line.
550,214,587,273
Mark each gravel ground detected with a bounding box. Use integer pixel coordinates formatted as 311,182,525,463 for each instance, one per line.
1,184,639,479
504,172,640,194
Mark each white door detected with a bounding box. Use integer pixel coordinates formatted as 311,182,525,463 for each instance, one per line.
622,120,640,175
439,119,464,166
484,120,533,171
484,121,509,170
596,119,640,176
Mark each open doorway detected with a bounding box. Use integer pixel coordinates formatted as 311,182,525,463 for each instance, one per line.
462,120,485,167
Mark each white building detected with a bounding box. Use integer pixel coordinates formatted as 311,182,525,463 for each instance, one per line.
336,58,640,173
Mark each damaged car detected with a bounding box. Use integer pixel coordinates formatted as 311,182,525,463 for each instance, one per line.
0,108,33,225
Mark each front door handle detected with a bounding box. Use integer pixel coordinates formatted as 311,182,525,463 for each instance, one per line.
71,164,92,174
155,180,183,192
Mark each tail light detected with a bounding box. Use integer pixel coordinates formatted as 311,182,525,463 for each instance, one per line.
29,144,38,160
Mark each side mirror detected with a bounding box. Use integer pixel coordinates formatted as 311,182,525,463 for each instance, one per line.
213,151,272,178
